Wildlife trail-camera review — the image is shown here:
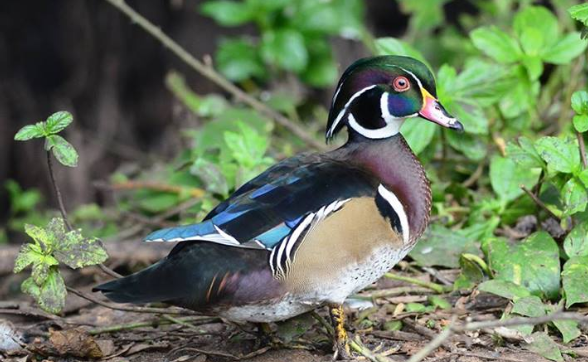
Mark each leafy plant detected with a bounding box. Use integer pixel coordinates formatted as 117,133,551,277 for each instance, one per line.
15,111,78,167
13,111,108,313
13,218,107,313
201,0,365,87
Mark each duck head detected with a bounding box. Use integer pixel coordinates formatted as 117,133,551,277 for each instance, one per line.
326,56,464,142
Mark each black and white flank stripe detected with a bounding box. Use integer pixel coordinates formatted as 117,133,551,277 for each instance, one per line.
269,199,350,279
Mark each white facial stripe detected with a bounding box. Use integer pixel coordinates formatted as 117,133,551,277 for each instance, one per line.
348,112,414,139
395,66,424,90
327,85,377,138
377,185,410,245
331,82,343,106
380,92,397,123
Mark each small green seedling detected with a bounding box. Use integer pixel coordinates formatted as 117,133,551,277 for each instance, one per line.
14,111,78,167
13,111,108,314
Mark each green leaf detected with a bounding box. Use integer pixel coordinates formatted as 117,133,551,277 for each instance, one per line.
46,135,79,167
519,28,544,56
45,111,73,134
562,177,588,216
478,280,531,300
428,296,451,310
506,137,544,169
31,255,59,285
542,33,588,65
5,180,43,214
569,3,588,26
571,91,588,115
409,224,478,268
53,230,108,269
445,131,486,160
13,243,44,273
374,38,428,65
573,115,588,133
553,318,581,344
276,314,314,343
562,256,588,308
526,332,563,362
300,52,338,87
190,158,229,196
200,1,253,26
401,118,437,154
216,38,265,82
482,233,561,300
514,6,559,49
490,155,540,202
454,253,486,290
21,267,67,314
261,29,308,72
535,137,580,174
564,222,588,258
511,296,545,317
521,55,543,80
24,224,51,249
470,26,522,63
14,123,45,141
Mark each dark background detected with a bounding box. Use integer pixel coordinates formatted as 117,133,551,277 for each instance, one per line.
0,0,465,226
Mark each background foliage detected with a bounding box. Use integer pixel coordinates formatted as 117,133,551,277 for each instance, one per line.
5,1,588,360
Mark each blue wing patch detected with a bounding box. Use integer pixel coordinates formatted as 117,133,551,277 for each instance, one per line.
143,156,376,252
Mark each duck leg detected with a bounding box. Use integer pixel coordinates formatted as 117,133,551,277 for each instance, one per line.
329,304,352,360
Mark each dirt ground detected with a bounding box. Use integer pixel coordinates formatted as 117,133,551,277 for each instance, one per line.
1,243,587,362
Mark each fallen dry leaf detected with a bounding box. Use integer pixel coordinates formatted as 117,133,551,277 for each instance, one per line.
29,328,105,359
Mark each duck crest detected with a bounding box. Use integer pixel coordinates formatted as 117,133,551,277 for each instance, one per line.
346,133,432,244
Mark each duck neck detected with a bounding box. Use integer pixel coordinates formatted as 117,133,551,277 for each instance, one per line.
345,133,431,243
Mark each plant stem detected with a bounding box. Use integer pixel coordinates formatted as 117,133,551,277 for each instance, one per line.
102,0,325,151
47,151,122,279
521,185,561,221
577,132,587,169
406,316,457,362
350,336,396,362
384,273,451,294
46,151,73,231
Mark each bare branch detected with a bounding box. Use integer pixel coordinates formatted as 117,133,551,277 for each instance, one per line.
66,286,198,316
102,0,325,151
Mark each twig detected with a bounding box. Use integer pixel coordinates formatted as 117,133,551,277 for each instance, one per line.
384,273,451,294
402,318,455,351
421,267,453,286
462,161,485,188
174,346,271,361
521,185,561,221
350,335,397,362
356,286,433,299
454,311,588,331
451,351,525,362
46,151,73,231
407,316,457,362
88,316,217,335
98,263,123,279
0,307,60,320
102,0,325,151
405,312,588,362
96,180,206,198
47,151,122,279
66,286,198,315
578,132,587,169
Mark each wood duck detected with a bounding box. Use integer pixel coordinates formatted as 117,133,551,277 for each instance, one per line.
94,56,463,359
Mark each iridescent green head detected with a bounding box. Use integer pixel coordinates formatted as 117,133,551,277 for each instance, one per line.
326,56,463,142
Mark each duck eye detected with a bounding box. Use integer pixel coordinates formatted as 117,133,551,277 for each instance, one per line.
393,76,410,92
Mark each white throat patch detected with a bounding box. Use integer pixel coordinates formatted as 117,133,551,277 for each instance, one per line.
347,92,416,139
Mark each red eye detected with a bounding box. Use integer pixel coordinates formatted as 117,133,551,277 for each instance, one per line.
393,76,410,92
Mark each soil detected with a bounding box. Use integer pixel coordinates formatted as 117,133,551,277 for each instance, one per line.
2,262,587,362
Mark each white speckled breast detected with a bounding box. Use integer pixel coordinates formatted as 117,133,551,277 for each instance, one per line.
218,243,413,323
